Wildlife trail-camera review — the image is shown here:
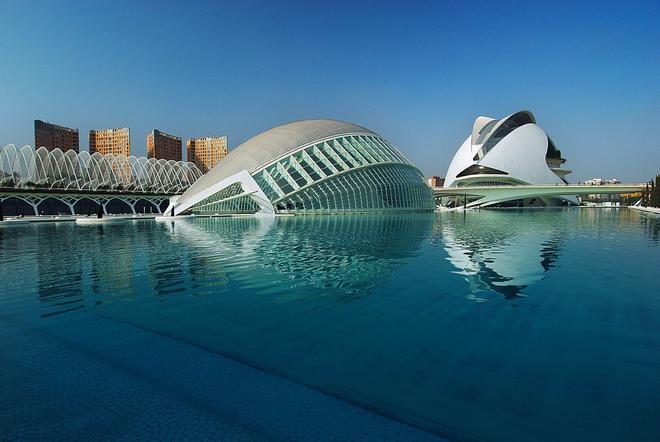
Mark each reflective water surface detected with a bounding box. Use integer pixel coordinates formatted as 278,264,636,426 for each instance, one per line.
1,209,659,440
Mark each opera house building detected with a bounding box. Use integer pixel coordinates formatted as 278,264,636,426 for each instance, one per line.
168,120,434,215
443,110,578,207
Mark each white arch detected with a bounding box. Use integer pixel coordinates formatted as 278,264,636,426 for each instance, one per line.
1,144,202,194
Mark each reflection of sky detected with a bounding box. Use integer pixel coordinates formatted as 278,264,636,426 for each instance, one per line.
437,211,562,300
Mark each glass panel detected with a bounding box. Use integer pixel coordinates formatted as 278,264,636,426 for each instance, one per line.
268,165,295,195
306,148,333,177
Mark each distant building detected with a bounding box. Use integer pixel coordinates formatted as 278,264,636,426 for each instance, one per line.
585,177,620,185
427,176,444,188
186,136,228,173
147,129,182,161
34,120,79,153
89,127,131,156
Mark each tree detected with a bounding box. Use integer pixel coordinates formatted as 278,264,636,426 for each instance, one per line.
650,180,655,207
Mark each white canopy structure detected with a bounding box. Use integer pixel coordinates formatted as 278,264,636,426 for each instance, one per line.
0,144,202,193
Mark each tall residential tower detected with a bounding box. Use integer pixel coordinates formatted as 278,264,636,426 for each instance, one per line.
186,136,228,173
89,127,131,156
34,120,79,153
147,129,182,161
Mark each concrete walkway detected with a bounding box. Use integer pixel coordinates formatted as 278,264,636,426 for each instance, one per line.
629,206,660,215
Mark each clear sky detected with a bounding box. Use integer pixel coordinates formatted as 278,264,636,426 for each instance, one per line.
1,0,658,181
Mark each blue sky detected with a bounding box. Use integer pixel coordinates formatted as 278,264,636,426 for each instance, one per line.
1,0,658,181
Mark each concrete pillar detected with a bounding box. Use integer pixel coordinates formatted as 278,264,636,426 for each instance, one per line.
127,200,136,214
63,201,76,216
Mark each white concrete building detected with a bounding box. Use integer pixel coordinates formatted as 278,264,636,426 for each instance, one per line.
443,110,578,207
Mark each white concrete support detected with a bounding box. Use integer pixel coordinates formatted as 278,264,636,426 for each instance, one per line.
167,170,274,216
127,201,137,214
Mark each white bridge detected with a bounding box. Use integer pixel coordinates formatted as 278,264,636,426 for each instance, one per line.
0,188,173,215
433,183,644,208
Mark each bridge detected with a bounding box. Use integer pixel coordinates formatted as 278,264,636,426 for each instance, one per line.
0,144,203,215
433,184,644,208
0,188,175,215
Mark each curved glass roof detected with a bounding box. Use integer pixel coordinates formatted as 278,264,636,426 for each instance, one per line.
175,119,433,215
183,120,377,200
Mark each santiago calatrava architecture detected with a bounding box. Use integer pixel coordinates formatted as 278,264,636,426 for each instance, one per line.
0,144,202,193
1,112,583,216
169,120,434,215
443,110,577,207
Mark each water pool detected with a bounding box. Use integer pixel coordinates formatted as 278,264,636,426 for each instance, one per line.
1,209,659,440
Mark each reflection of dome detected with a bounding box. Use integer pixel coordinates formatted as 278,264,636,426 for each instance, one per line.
437,212,562,300
444,110,577,207
169,215,432,297
171,120,434,215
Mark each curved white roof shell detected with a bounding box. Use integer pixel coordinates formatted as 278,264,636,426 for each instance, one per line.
173,119,433,215
444,110,567,189
182,120,377,200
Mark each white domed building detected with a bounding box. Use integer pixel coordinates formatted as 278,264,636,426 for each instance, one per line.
443,110,578,207
168,119,434,215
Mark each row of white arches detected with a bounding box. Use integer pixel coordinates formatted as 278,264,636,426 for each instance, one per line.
0,144,203,193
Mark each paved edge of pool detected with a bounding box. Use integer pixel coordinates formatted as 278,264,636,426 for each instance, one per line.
1,311,460,441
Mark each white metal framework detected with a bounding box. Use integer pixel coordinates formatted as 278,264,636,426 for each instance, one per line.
0,144,202,193
171,120,434,215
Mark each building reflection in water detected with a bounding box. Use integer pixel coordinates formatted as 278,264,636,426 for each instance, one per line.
88,223,136,301
167,214,433,300
435,210,563,301
9,209,657,318
24,214,432,316
35,224,85,317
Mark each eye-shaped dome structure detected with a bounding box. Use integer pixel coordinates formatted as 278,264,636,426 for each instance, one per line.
443,110,577,206
170,119,434,215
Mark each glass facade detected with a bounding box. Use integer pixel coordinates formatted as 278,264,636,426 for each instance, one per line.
187,132,434,215
188,183,260,215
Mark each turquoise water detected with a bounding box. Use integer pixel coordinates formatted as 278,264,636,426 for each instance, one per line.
1,209,659,440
